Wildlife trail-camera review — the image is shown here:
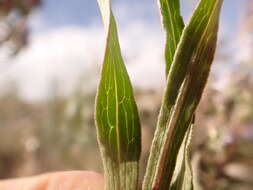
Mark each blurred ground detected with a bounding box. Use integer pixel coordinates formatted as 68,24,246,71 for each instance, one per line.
0,71,252,190
0,1,253,190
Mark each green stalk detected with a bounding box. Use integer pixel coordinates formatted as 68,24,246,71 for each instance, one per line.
143,0,224,189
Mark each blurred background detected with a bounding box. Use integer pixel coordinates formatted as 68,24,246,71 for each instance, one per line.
0,0,252,189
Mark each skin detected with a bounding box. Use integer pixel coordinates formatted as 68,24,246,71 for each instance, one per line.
0,171,104,190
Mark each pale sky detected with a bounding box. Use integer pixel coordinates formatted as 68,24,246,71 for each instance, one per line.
30,0,244,31
0,0,248,101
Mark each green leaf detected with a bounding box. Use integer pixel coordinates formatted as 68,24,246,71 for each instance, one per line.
169,123,194,190
142,0,184,186
143,0,223,189
95,0,141,190
159,0,184,76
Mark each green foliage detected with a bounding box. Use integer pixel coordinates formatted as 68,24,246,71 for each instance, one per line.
169,125,194,190
159,0,184,76
143,0,224,189
95,0,141,189
95,0,224,189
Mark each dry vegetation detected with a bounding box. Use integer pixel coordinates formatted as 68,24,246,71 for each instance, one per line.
0,70,252,190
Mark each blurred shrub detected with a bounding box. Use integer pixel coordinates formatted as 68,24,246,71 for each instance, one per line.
0,0,41,56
